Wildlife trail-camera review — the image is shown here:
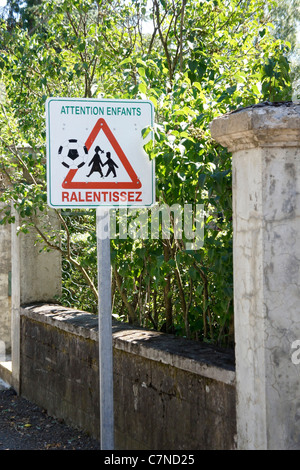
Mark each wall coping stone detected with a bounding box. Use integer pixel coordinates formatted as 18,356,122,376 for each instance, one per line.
21,303,235,386
210,101,300,151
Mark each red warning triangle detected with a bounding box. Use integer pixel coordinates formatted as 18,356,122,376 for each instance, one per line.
62,118,141,189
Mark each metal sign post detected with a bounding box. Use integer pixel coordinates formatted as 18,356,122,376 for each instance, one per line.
96,206,114,450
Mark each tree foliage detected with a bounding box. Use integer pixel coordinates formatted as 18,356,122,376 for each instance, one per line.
0,0,293,346
269,0,300,84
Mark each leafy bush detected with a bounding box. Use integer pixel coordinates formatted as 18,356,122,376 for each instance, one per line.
0,0,292,347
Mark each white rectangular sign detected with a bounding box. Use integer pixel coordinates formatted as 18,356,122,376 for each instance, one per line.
46,98,155,208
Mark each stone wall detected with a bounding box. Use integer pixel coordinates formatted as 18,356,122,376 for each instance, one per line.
20,303,236,450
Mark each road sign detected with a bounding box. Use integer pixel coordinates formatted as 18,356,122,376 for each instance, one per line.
46,98,155,208
46,97,155,450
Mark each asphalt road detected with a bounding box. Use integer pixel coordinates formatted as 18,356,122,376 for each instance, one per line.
0,380,100,451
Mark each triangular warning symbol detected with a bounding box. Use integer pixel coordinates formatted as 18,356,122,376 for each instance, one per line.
62,118,141,189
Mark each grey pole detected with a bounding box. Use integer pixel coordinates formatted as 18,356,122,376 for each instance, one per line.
96,206,114,450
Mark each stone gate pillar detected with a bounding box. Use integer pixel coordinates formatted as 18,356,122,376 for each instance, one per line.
210,102,300,450
11,207,62,392
0,198,11,361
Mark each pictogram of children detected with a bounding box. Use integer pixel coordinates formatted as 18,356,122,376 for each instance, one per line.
86,146,104,178
103,151,119,178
